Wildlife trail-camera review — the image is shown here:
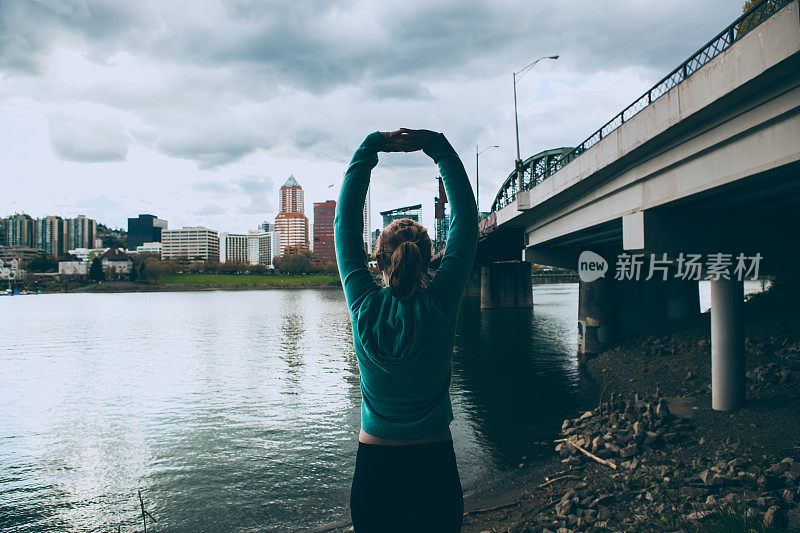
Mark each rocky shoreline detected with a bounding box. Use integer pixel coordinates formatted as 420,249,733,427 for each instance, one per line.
462,392,800,532
459,283,800,533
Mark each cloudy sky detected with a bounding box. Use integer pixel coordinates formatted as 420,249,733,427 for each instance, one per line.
0,0,743,234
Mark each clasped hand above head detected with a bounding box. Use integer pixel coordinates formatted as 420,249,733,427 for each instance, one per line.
380,128,437,153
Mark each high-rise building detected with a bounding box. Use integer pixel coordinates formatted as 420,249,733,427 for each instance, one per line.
380,204,422,229
219,230,277,268
220,233,248,263
313,200,336,262
2,214,98,257
33,215,67,257
249,230,277,267
259,221,272,232
127,214,168,250
371,229,380,252
65,215,97,250
161,227,219,261
274,175,309,255
435,213,451,253
6,214,34,248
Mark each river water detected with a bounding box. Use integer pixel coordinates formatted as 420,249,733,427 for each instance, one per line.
0,285,588,532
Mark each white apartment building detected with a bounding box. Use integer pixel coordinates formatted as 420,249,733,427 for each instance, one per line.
220,231,277,268
68,247,110,262
249,231,277,267
161,227,219,261
220,233,247,263
58,255,87,275
136,242,162,254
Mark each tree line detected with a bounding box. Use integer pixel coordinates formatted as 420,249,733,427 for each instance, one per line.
119,251,338,283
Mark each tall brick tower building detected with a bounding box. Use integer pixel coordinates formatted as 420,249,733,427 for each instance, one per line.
313,200,336,262
274,175,309,255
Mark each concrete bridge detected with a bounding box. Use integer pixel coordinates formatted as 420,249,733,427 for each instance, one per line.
472,0,800,411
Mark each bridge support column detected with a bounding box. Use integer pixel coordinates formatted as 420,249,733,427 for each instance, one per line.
578,278,614,356
711,278,745,411
463,267,482,299
579,276,700,356
480,262,532,309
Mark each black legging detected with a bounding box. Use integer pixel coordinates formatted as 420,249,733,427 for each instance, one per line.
349,440,463,532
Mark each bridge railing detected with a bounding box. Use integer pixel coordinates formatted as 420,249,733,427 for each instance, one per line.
490,0,792,214
491,148,573,212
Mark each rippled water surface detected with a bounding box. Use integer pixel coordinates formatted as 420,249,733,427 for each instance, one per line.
1,286,588,532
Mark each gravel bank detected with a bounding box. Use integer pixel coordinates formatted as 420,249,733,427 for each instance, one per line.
461,281,800,532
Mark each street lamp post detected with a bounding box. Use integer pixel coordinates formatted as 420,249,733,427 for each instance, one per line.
476,144,499,212
513,55,559,197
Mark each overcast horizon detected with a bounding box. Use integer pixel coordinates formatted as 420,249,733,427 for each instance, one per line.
1,0,744,234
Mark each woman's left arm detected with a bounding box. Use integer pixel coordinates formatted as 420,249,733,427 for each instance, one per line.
334,132,386,310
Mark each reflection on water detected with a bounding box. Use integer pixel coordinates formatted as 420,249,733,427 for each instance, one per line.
0,285,587,532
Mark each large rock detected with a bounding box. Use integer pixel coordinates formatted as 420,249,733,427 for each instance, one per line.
728,457,750,469
767,461,790,476
604,442,621,455
763,505,781,528
784,463,800,483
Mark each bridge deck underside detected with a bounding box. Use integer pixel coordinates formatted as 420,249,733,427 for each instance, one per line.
524,161,800,272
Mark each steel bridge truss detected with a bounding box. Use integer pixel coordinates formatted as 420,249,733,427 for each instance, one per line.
491,147,573,213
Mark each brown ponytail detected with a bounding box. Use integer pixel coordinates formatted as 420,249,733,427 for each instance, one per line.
376,218,432,300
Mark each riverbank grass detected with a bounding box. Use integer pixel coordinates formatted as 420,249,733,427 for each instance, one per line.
159,273,339,287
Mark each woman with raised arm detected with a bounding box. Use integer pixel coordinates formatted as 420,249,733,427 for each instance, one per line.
335,128,478,532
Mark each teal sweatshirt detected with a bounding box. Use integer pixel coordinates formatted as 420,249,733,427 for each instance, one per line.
334,131,478,440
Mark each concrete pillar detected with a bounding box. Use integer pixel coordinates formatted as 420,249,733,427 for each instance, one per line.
578,278,614,356
480,262,532,309
711,278,745,411
463,267,482,299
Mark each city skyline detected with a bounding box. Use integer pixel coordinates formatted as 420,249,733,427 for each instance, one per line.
0,1,743,235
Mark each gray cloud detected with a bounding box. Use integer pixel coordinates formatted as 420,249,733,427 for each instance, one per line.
156,134,259,169
191,175,274,215
2,1,742,88
2,0,743,169
367,81,434,101
190,203,227,216
192,180,235,195
48,111,130,163
237,175,274,214
0,0,147,74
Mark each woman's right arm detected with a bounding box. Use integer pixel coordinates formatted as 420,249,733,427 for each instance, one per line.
334,132,386,310
424,134,479,305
